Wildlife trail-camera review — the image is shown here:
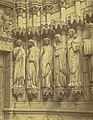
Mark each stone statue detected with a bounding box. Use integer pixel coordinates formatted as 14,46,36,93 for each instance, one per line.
68,29,81,87
13,39,25,87
41,38,53,88
54,34,67,87
89,23,93,82
27,39,39,89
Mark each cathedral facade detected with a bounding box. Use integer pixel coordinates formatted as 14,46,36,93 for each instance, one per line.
0,0,93,120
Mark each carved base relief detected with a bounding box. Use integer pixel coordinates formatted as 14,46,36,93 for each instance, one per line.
4,113,93,120
54,87,69,102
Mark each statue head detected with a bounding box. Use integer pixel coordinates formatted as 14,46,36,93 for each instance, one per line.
68,29,75,38
44,23,48,29
28,39,35,48
16,39,22,47
40,24,44,29
43,38,51,46
55,34,62,44
49,24,53,30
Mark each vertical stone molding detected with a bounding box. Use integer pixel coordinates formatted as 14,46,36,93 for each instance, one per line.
59,0,67,23
16,7,26,28
40,7,44,25
30,6,39,27
43,5,53,25
75,0,81,17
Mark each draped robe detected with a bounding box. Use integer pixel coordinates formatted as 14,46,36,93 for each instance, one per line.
54,43,67,87
13,46,25,87
41,45,53,88
27,46,39,88
68,37,81,87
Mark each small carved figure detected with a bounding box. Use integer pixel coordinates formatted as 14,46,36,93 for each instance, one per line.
54,34,67,87
3,7,14,36
68,29,81,87
27,39,39,89
13,39,25,87
41,38,53,88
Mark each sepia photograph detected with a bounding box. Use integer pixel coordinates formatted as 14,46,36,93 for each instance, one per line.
0,0,93,120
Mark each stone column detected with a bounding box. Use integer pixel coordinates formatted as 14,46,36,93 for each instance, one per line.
40,7,44,25
17,8,25,28
60,1,66,23
44,5,52,25
32,6,39,27
75,0,81,17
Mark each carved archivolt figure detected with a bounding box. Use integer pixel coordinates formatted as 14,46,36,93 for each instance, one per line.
27,39,39,89
68,29,81,87
13,39,25,87
3,8,14,31
54,34,67,87
41,38,53,88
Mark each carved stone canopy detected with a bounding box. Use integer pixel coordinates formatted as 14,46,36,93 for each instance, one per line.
59,0,68,7
43,5,53,14
16,7,26,16
29,6,40,15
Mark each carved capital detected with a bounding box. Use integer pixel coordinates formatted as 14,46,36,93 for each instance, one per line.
59,0,68,8
16,7,25,16
43,5,53,14
29,6,39,15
